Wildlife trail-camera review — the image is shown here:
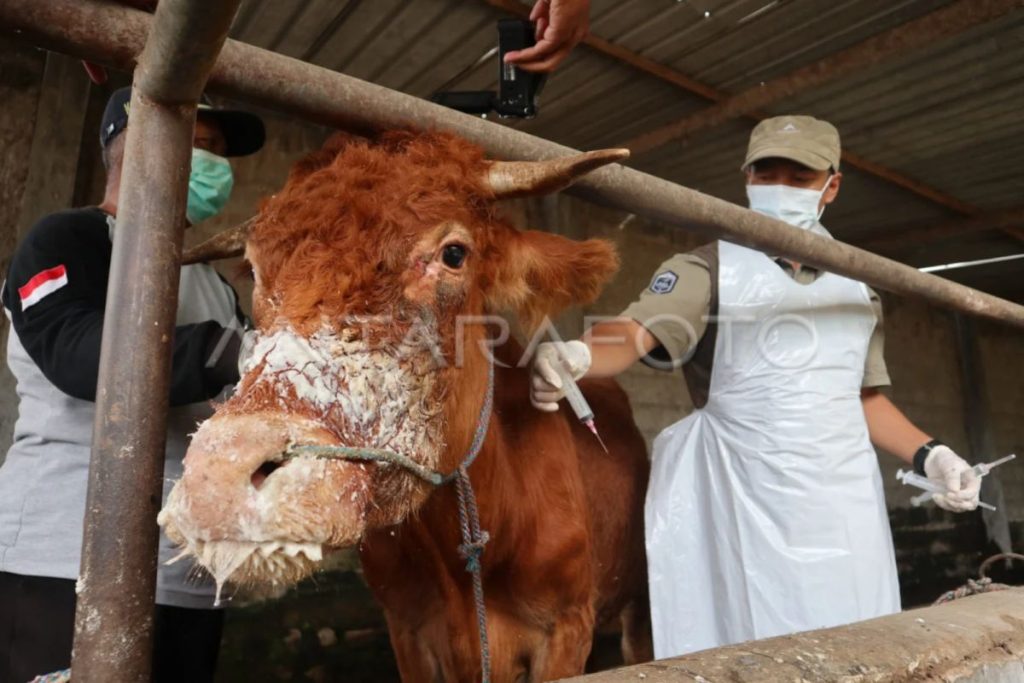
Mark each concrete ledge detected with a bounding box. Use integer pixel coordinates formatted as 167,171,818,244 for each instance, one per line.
560,589,1024,682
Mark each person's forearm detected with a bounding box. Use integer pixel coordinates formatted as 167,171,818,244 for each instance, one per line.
861,389,931,463
581,318,658,378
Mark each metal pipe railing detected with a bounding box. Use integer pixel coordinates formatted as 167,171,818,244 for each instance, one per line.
69,1,240,680
3,0,1024,330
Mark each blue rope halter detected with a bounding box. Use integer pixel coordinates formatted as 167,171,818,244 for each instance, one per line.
284,357,495,683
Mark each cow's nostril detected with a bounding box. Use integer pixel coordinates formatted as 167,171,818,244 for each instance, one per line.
251,460,285,490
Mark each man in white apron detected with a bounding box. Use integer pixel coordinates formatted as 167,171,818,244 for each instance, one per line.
528,116,982,658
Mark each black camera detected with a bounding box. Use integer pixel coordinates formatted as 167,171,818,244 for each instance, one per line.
430,19,548,118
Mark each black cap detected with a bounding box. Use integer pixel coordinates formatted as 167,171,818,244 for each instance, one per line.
99,87,132,149
99,86,266,157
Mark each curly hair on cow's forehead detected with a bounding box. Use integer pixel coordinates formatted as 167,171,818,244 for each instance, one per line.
245,130,508,325
258,129,495,223
251,131,503,254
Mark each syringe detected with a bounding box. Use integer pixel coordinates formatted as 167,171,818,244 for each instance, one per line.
896,453,1015,511
897,470,996,510
555,364,609,453
970,453,1017,477
910,490,997,512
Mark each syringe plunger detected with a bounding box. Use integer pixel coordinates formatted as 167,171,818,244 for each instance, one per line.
555,365,607,453
558,367,595,423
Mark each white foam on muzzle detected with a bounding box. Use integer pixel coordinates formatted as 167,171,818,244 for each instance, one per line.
245,322,444,469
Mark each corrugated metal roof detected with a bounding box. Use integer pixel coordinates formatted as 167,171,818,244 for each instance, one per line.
226,0,1024,300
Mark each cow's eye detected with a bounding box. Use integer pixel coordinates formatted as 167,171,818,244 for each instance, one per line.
441,243,467,269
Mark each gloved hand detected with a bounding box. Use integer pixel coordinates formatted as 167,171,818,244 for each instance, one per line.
530,340,591,412
924,445,981,512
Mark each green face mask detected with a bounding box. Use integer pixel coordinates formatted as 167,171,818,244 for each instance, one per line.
187,147,234,225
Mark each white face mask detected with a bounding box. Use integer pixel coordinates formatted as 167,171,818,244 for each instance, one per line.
745,175,833,230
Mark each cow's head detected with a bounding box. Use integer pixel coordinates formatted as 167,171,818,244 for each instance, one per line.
158,131,624,590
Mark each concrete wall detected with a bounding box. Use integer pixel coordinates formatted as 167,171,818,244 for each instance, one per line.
0,43,47,453
979,319,1024,512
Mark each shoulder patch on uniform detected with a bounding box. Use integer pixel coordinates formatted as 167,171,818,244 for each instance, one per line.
650,270,678,294
19,264,68,310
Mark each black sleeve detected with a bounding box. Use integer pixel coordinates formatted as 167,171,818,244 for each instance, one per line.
4,210,238,406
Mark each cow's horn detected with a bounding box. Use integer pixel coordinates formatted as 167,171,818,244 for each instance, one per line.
486,148,630,199
181,217,256,265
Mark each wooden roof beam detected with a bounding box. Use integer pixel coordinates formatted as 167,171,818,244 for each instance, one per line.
622,0,1024,155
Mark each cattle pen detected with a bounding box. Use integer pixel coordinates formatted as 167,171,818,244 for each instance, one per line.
2,0,1024,681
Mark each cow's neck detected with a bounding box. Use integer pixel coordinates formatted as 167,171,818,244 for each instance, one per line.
418,338,524,566
446,335,512,474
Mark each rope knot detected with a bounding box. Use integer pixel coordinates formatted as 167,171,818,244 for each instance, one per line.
458,531,490,572
967,577,993,592
934,574,1007,605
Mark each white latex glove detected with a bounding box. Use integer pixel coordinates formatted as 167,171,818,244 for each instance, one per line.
530,340,591,412
924,445,981,512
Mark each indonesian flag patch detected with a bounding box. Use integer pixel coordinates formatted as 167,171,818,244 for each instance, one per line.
18,265,69,311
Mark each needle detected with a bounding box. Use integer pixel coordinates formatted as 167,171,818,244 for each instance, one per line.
556,365,609,453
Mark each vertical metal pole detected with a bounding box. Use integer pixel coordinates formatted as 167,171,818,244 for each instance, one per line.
71,1,240,680
72,94,194,683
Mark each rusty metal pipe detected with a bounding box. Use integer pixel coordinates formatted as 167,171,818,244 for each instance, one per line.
68,1,239,681
134,0,240,104
3,1,1024,333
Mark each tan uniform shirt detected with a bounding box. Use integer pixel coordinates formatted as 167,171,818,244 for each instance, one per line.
622,241,890,408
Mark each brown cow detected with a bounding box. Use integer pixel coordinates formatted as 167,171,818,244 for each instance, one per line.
159,131,651,681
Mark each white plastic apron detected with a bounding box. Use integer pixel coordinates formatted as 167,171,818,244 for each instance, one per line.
645,240,900,658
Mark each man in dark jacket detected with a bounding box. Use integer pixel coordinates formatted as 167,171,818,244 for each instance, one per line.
0,87,265,683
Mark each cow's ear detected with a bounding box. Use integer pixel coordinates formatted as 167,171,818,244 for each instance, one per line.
484,230,619,332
